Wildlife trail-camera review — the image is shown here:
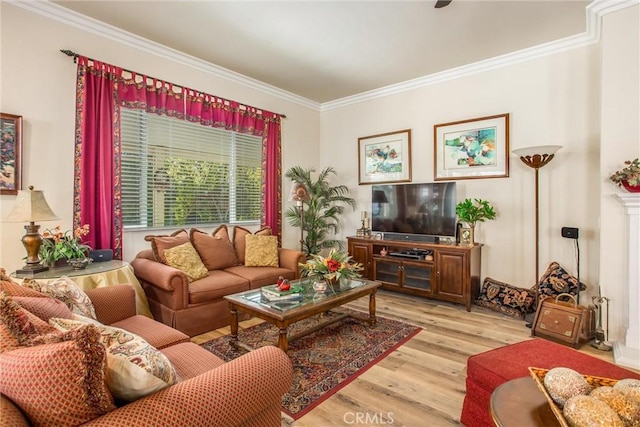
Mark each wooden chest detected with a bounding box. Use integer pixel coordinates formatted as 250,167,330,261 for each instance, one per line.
532,294,585,348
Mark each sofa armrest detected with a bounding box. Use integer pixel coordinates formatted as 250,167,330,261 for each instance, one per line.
83,346,293,427
85,284,137,324
130,256,190,310
278,248,306,279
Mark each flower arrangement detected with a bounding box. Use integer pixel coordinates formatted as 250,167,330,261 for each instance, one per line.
299,249,363,284
609,158,640,189
40,224,92,265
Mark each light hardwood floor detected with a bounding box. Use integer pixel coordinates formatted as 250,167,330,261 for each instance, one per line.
192,290,620,427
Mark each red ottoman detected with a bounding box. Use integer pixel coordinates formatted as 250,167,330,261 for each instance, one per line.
460,338,640,427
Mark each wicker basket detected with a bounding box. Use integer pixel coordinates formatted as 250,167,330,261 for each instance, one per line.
528,367,619,427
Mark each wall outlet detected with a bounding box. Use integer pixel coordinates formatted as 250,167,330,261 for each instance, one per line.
561,227,579,239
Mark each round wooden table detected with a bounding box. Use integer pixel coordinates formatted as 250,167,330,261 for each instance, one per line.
490,377,561,427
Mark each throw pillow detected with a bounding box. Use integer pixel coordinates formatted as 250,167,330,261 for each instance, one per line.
145,229,190,264
163,242,209,282
0,269,47,298
22,276,97,319
474,277,535,320
190,225,239,270
49,317,179,402
534,261,586,306
13,295,73,322
233,225,272,264
0,292,57,352
244,235,279,267
0,324,116,426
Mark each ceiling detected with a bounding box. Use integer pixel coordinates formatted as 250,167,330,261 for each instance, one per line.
52,0,591,104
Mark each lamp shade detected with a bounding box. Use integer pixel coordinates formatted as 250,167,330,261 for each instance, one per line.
513,145,562,169
288,182,310,202
512,145,562,158
4,186,59,222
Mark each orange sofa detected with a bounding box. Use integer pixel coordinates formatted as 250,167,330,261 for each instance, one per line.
0,282,293,427
132,226,305,337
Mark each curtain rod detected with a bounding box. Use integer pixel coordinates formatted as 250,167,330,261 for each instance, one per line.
60,49,286,119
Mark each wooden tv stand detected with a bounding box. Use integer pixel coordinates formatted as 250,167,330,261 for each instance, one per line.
347,236,481,311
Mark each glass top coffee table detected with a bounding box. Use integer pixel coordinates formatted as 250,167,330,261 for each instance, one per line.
224,277,382,352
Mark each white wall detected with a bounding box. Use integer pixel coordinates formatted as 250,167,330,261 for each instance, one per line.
321,45,602,299
0,3,320,273
599,5,640,343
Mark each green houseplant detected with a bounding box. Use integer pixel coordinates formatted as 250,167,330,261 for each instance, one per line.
455,198,497,246
609,158,640,192
40,224,92,267
285,166,357,256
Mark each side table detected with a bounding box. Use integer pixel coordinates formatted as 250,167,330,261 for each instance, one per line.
490,377,561,427
11,260,151,318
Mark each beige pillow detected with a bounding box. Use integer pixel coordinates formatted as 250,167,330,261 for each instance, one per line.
244,235,279,267
49,317,179,402
22,276,97,320
163,242,209,282
191,225,238,270
233,226,272,264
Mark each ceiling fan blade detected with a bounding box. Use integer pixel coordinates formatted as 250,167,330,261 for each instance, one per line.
435,0,452,8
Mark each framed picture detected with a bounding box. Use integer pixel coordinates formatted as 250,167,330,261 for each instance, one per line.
358,129,412,185
434,113,509,181
1,113,22,195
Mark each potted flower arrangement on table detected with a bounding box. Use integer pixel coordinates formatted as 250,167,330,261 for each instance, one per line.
299,249,363,292
609,158,640,193
39,224,93,269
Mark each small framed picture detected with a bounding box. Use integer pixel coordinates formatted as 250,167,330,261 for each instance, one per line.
459,228,472,246
358,129,412,185
434,113,509,181
1,113,22,195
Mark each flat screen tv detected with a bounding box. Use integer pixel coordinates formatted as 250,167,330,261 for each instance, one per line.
371,182,457,242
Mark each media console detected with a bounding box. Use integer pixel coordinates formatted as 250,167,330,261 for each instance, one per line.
347,236,481,311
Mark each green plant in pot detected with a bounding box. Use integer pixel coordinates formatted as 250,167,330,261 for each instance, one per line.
609,158,640,193
285,166,356,256
455,198,497,246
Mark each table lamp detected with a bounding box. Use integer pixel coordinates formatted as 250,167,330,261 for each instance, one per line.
288,182,310,252
4,186,59,274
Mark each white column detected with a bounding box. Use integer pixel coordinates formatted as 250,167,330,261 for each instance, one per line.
613,193,640,370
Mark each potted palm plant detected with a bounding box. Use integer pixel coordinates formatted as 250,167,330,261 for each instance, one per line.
609,158,640,192
285,166,356,256
455,198,497,246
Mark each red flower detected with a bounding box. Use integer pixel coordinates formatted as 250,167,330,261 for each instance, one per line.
327,259,341,272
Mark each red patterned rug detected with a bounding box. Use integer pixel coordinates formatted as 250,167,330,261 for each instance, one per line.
200,308,421,419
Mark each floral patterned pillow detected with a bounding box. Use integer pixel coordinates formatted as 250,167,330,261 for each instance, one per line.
474,277,535,320
22,276,97,319
49,317,179,402
532,261,586,307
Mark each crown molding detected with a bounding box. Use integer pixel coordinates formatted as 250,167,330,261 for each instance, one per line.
322,0,639,111
9,0,639,113
7,0,321,112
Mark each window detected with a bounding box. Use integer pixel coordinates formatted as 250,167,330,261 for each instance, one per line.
121,108,262,229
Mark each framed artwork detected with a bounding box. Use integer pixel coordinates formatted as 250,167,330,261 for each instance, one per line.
358,129,412,185
434,113,509,181
1,113,22,195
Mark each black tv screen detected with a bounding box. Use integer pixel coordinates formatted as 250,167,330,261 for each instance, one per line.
371,182,457,239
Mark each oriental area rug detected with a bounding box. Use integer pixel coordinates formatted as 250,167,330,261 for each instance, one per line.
201,308,421,420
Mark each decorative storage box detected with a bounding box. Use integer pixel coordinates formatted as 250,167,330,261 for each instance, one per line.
532,293,586,348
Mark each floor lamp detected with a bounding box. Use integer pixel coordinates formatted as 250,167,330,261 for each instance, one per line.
513,145,562,320
288,182,310,253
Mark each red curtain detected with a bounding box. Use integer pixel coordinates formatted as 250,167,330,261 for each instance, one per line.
73,57,123,259
74,57,283,250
